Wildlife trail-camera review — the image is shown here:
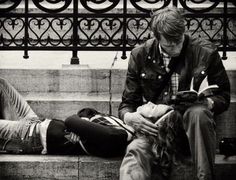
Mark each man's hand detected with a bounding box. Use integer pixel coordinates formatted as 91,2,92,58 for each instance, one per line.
65,132,80,144
137,102,173,119
205,97,214,110
124,111,158,136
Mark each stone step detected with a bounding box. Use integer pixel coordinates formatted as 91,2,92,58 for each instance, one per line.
215,100,236,147
0,69,235,96
0,155,235,180
0,155,78,180
0,68,125,94
24,92,121,120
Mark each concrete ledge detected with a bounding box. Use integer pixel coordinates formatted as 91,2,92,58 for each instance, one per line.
78,156,121,180
23,92,121,119
216,101,236,146
0,69,113,93
0,155,78,180
0,155,235,180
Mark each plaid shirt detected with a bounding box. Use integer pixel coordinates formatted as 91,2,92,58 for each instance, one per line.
159,44,179,98
89,114,135,141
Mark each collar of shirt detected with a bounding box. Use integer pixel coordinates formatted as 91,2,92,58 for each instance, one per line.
159,43,171,59
159,43,171,71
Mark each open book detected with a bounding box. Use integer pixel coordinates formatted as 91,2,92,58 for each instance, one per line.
176,76,219,102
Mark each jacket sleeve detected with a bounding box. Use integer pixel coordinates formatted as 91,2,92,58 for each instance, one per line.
207,51,230,114
118,52,143,120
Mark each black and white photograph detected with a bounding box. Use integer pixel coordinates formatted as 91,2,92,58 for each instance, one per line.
0,0,235,179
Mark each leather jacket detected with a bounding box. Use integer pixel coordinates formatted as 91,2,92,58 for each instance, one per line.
118,35,230,119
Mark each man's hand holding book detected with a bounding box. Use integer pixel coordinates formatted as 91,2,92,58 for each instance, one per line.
172,77,219,113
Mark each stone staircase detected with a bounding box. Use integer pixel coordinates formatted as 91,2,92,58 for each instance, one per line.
0,67,235,142
0,68,124,119
0,59,236,179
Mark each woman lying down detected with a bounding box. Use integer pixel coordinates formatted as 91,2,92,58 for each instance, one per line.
0,77,189,163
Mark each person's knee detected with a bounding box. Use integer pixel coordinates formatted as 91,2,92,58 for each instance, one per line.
64,114,78,127
121,138,154,179
183,105,213,129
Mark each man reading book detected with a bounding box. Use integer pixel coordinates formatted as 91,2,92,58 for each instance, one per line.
119,7,230,180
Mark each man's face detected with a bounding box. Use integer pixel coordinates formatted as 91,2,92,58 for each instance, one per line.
159,35,184,57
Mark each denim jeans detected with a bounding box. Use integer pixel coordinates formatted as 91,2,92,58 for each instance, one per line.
0,77,43,153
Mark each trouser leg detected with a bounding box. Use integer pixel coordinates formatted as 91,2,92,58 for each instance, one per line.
120,137,164,180
183,105,216,180
0,78,39,153
0,77,37,120
65,115,128,157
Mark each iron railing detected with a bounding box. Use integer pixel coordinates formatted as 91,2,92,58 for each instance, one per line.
0,0,235,64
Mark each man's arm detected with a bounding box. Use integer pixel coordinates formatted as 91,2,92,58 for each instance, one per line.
118,52,143,120
118,52,158,136
207,51,230,114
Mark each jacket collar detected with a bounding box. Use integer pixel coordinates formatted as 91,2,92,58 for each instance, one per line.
143,35,189,75
144,38,166,74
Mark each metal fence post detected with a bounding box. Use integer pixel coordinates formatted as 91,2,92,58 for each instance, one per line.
222,0,228,60
121,0,127,59
23,0,29,59
173,0,178,7
71,0,80,64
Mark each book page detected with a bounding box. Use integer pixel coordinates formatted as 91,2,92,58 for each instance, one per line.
198,76,209,93
198,76,218,95
198,84,219,95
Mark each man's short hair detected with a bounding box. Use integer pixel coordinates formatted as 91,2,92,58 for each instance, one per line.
150,7,185,43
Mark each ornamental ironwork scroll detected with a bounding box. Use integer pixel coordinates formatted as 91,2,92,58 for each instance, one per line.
0,0,21,13
130,0,171,13
179,0,220,13
0,0,235,63
32,0,72,13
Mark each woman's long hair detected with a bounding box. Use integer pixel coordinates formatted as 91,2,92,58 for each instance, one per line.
151,111,190,177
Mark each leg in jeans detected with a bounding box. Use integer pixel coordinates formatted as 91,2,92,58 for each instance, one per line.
0,77,38,143
120,137,164,180
0,77,37,120
183,105,216,180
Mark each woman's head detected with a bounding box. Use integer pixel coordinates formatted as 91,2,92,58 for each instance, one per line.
137,102,173,121
77,108,99,119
